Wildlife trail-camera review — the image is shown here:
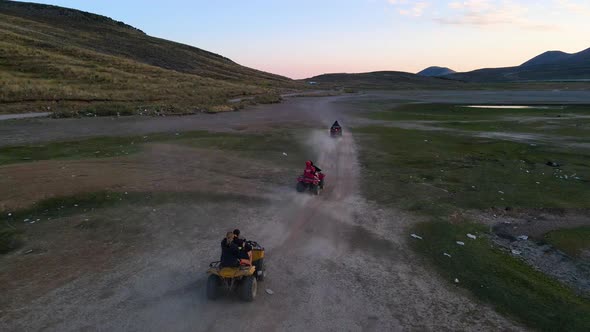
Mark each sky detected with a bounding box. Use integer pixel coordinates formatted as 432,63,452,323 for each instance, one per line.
17,0,590,79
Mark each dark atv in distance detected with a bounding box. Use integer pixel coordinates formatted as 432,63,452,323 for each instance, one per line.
330,121,342,137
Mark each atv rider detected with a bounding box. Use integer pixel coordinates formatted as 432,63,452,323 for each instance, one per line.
304,160,324,189
330,121,342,135
220,232,240,267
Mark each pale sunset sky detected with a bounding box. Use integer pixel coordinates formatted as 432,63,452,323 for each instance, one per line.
21,0,590,79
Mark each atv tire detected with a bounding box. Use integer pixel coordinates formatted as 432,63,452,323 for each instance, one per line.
239,276,257,302
254,258,265,282
206,274,222,300
296,182,306,193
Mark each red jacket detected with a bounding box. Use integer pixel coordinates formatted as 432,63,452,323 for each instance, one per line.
303,165,317,179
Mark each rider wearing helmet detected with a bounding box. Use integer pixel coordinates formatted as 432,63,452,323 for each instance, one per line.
303,160,324,189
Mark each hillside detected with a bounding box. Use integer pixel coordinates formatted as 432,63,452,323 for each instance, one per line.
0,1,300,115
417,66,456,77
306,71,463,89
447,47,590,82
521,51,572,67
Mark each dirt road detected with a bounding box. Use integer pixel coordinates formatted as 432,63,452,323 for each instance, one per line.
0,92,559,331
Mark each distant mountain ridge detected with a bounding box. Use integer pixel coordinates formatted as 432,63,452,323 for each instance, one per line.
446,47,590,82
417,66,456,77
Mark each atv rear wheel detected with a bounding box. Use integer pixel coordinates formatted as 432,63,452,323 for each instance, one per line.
239,276,257,302
206,274,222,300
296,181,306,193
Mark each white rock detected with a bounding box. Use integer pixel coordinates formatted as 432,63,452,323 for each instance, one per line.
456,241,465,246
467,234,477,240
443,253,452,258
517,235,529,241
454,278,459,283
410,234,423,240
511,249,522,255
265,289,274,295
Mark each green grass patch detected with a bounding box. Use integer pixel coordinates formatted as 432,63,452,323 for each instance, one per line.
366,103,590,122
544,227,590,257
356,126,590,211
0,136,143,165
413,221,590,332
0,227,21,254
0,190,266,254
0,130,308,166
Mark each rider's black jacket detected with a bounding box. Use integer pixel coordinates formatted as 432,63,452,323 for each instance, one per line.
220,238,240,267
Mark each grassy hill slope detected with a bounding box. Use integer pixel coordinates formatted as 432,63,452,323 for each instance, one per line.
306,71,465,90
0,1,300,115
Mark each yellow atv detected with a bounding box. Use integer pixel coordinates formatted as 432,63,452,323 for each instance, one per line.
206,240,266,302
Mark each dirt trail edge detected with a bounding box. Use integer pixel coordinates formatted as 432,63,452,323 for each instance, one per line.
0,95,522,331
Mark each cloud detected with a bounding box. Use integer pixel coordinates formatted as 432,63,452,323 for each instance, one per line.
553,0,590,16
437,0,556,30
387,0,431,17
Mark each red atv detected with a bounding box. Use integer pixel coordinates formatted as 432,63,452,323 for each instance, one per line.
296,172,325,195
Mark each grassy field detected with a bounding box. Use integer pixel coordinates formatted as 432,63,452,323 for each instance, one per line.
413,221,590,332
544,227,590,257
0,2,303,115
0,130,308,167
305,72,590,91
356,102,590,331
0,190,267,254
367,103,590,121
357,126,590,211
0,129,309,253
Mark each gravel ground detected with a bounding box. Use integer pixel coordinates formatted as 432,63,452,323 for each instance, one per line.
0,91,559,331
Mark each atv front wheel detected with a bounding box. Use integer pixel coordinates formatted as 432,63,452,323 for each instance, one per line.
296,182,306,193
206,274,222,300
239,276,257,302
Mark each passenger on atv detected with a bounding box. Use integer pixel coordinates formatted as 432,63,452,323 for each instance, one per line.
309,161,324,189
220,232,252,267
232,229,252,264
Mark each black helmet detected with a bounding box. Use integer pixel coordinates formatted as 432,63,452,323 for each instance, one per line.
233,229,240,236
